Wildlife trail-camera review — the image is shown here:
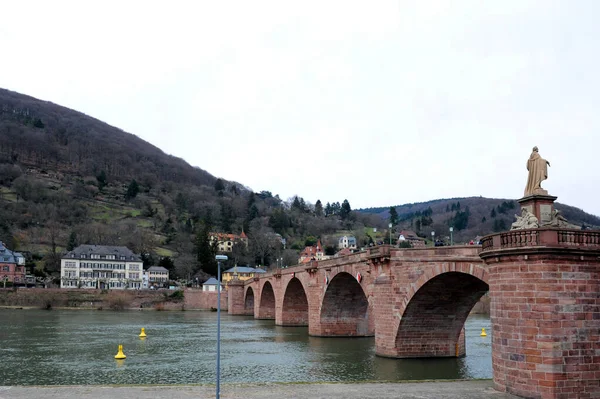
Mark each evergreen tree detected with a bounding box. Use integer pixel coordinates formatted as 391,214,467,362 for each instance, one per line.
195,218,218,276
481,216,487,223
315,200,323,217
158,256,175,271
67,231,78,251
389,206,399,225
125,179,139,200
490,208,497,218
96,170,107,191
340,199,351,220
324,202,332,216
214,178,225,192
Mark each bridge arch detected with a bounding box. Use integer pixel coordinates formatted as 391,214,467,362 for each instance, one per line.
395,266,489,358
318,271,373,336
281,277,309,326
257,281,276,319
244,286,255,316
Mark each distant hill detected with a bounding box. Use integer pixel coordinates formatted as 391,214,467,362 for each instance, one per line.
358,197,600,242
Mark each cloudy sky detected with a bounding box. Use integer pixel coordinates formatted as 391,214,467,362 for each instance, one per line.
1,1,599,215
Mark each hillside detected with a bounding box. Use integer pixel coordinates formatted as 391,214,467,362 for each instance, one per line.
1,88,599,283
359,197,600,242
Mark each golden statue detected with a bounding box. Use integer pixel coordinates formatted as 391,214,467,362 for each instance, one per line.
524,146,550,196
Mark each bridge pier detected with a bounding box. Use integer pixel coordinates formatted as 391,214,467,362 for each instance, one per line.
227,279,247,315
481,229,600,399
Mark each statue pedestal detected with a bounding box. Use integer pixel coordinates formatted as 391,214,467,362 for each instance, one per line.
517,194,557,226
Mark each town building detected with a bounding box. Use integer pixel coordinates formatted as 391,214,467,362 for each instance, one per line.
0,241,26,284
397,230,426,247
222,265,266,285
209,231,248,253
60,245,144,289
299,239,329,264
338,235,357,250
146,266,169,287
202,277,223,292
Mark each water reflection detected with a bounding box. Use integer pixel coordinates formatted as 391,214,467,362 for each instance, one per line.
0,309,491,385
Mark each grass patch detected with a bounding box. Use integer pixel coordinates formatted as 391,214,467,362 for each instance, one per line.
0,187,18,202
155,247,174,257
136,219,154,228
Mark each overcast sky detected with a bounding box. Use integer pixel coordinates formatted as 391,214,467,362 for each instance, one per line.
1,1,599,215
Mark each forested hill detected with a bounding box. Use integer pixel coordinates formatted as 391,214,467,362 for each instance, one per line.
358,196,600,240
0,88,215,187
1,88,599,284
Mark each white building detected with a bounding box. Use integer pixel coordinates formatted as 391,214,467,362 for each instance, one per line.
338,236,357,250
60,245,144,289
202,277,223,292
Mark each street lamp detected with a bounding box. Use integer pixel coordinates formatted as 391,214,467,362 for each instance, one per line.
449,227,454,246
388,223,393,245
431,231,435,246
215,254,228,399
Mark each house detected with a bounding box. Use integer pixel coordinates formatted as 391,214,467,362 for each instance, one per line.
397,230,426,247
209,230,248,253
146,266,169,287
222,265,266,285
0,241,26,284
299,239,329,264
60,245,144,289
202,277,223,292
338,236,357,250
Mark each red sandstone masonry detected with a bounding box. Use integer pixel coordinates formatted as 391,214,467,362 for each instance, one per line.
232,246,486,356
481,229,600,399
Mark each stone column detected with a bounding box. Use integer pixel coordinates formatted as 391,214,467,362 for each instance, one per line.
227,278,246,315
481,229,600,399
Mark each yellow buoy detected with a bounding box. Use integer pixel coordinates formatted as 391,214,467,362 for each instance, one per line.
480,328,487,337
139,328,147,338
114,344,126,359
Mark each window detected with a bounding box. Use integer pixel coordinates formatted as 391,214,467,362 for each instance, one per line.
2,266,9,272
81,254,86,259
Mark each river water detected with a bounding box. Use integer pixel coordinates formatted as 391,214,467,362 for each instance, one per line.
0,309,491,385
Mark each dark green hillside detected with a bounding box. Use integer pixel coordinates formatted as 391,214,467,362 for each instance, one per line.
359,197,600,242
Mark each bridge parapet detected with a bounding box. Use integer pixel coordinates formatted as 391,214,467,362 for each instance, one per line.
479,228,600,399
480,228,600,254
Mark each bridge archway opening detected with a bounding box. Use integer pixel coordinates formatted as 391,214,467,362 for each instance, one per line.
395,271,488,358
257,281,275,320
281,277,308,326
319,272,373,336
244,287,255,316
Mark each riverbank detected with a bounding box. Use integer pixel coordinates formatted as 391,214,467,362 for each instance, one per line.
0,288,225,311
0,380,519,399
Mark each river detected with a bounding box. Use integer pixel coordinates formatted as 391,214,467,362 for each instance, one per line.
0,309,491,385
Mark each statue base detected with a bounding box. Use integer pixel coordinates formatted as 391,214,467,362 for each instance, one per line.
517,194,557,226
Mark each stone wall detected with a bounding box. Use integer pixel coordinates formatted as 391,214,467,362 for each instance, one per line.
0,288,185,310
184,289,227,310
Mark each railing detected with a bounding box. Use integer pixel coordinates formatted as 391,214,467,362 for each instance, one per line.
481,228,600,253
557,230,600,246
500,229,539,248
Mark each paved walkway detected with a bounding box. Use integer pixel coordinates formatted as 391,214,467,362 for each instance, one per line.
0,380,520,399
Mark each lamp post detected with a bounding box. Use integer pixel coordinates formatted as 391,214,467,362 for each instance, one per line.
431,231,435,246
449,227,454,246
215,254,228,399
389,223,393,245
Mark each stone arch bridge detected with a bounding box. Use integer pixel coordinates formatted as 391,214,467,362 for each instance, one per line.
229,245,488,358
228,229,600,399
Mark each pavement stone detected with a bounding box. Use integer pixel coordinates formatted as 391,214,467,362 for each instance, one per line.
0,380,521,399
